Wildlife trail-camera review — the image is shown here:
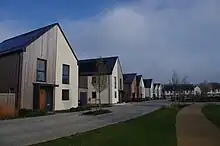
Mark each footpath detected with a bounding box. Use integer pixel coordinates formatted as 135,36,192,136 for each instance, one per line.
176,104,220,146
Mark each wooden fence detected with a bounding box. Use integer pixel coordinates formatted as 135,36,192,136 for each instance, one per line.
0,93,16,118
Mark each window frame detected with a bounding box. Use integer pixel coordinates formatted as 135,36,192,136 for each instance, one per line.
115,91,117,98
62,89,69,100
62,64,70,84
92,92,96,99
36,58,47,82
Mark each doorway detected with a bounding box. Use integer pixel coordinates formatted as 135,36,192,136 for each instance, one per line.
33,84,54,112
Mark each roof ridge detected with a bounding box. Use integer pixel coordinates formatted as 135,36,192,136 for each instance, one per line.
79,56,118,62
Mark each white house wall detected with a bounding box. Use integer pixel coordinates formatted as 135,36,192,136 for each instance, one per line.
145,88,150,98
21,26,57,109
87,75,110,104
158,85,162,98
194,86,201,95
150,82,154,98
117,59,124,91
55,25,78,110
139,78,145,98
154,85,158,97
111,59,119,104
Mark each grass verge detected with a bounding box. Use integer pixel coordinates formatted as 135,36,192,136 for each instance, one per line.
202,104,220,128
32,107,180,146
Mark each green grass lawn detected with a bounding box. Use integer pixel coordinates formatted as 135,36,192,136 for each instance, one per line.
32,107,179,146
202,104,220,128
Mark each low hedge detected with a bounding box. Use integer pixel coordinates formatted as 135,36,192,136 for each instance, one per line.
82,109,112,116
69,106,92,112
18,109,47,118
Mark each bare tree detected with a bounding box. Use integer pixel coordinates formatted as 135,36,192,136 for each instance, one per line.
181,75,188,84
171,71,180,103
91,57,108,110
200,80,209,96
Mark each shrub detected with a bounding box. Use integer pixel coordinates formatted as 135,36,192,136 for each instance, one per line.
70,106,91,112
18,109,46,117
82,109,112,116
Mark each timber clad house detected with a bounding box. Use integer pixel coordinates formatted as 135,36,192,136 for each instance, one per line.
123,73,137,102
78,56,124,104
0,23,79,112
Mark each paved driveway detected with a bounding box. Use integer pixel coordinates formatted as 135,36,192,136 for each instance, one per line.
0,100,169,146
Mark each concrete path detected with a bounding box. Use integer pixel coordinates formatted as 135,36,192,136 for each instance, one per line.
0,100,169,146
176,104,220,146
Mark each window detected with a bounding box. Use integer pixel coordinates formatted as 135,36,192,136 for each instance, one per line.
120,78,122,89
92,92,96,99
115,91,117,98
114,77,117,89
92,76,96,84
62,64,70,84
36,59,46,82
62,89,69,100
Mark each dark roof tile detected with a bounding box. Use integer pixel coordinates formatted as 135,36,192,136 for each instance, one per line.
79,56,118,76
123,73,137,84
143,79,153,88
136,75,142,86
0,23,57,55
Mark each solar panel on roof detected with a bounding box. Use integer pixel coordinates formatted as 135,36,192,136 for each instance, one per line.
0,23,56,54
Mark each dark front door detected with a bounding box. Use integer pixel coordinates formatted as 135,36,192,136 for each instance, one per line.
33,85,53,111
46,88,53,112
39,89,46,110
118,91,123,103
80,92,87,106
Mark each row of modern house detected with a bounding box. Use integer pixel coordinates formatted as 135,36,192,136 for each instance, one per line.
163,82,220,98
0,23,162,113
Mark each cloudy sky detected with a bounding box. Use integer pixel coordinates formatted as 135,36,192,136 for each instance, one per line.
0,0,220,83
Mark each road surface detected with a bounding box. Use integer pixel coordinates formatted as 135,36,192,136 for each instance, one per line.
0,100,169,146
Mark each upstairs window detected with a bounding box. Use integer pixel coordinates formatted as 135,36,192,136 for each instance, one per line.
62,64,70,84
36,59,46,82
120,78,122,89
114,77,117,89
92,76,96,84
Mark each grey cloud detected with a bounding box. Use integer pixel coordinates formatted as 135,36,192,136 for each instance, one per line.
60,0,220,83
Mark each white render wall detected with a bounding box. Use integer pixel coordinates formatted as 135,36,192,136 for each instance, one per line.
194,86,201,95
150,82,154,98
158,85,162,98
139,78,145,98
154,85,158,97
111,59,119,104
145,88,150,98
87,75,110,104
54,25,78,110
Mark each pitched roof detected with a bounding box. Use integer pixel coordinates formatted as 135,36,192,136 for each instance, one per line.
0,23,57,55
143,79,153,88
207,83,220,90
123,73,137,84
79,56,118,76
0,23,78,60
164,84,194,91
136,75,142,86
